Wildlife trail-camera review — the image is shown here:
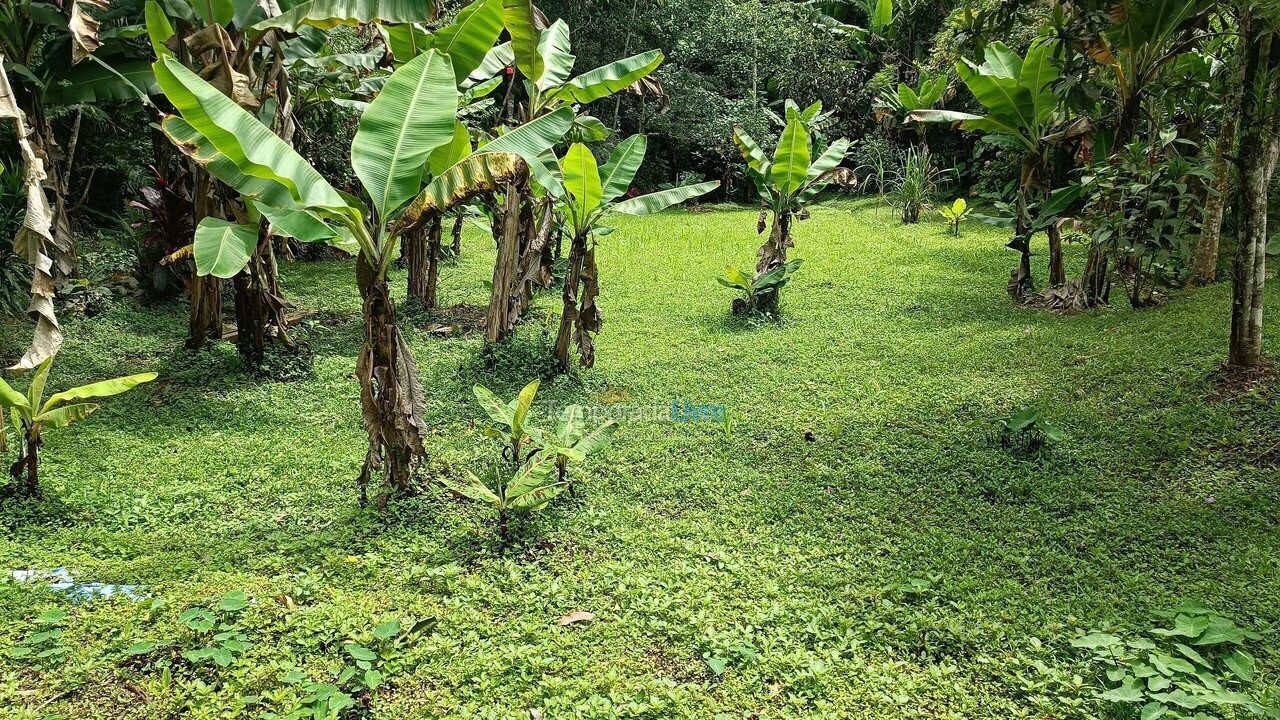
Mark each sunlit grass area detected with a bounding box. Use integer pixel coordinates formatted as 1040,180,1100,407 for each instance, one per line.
2,200,1278,719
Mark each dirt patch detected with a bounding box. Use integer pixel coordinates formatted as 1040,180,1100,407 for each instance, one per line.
1208,361,1279,403
416,303,489,338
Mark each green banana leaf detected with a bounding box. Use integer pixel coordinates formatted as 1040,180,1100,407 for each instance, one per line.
547,50,662,105
611,181,719,216
193,217,259,279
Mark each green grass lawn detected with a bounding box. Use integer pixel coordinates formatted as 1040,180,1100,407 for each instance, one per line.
2,200,1278,719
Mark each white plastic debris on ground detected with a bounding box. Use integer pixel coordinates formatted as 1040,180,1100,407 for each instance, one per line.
8,567,148,602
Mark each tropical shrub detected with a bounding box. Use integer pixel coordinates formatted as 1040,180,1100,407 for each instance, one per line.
892,146,946,224
1073,602,1273,719
1081,132,1213,308
717,259,805,316
0,354,156,496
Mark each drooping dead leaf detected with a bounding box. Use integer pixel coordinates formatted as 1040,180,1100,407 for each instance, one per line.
69,0,110,64
556,611,594,626
0,65,62,369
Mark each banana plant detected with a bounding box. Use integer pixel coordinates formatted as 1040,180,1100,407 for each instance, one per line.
716,259,804,316
473,379,542,468
550,136,719,371
535,404,615,497
0,355,156,496
939,198,971,236
1,0,157,369
907,39,1084,298
151,50,535,509
440,450,564,547
732,104,854,313
874,72,947,146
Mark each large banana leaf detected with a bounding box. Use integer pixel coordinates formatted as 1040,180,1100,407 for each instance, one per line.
465,41,514,88
479,106,574,194
956,42,1033,133
502,0,544,82
429,121,473,176
598,134,646,203
253,203,340,243
611,181,719,216
432,0,504,82
732,126,771,176
351,49,457,219
535,19,574,91
41,373,158,413
154,57,346,212
45,60,158,104
400,152,529,226
804,138,850,185
161,116,299,211
547,50,662,104
381,23,430,63
1018,38,1060,128
36,403,99,429
771,118,810,198
193,217,258,278
252,0,439,32
561,143,602,231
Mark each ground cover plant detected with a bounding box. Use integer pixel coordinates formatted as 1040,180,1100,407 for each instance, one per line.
1,202,1278,719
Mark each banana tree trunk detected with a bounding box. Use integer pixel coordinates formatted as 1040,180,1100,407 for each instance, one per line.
405,216,443,309
451,214,463,256
1047,223,1066,287
7,425,40,496
1080,243,1111,307
1191,52,1245,287
1008,180,1034,300
555,232,587,373
187,168,223,348
486,181,525,343
355,255,427,510
1229,12,1277,368
231,223,293,365
753,212,792,314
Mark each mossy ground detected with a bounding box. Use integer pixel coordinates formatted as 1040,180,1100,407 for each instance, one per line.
1,200,1278,719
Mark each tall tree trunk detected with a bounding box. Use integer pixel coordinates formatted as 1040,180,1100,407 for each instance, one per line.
355,255,427,510
486,182,526,343
1228,18,1278,368
1191,40,1246,287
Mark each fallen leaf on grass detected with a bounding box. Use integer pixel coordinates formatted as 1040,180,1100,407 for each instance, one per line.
556,611,594,626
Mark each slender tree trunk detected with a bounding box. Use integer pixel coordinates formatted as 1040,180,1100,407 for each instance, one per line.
1009,168,1035,300
1191,42,1246,287
355,255,427,510
231,223,293,365
8,426,40,496
425,216,442,309
451,214,463,256
1228,13,1277,368
555,232,587,373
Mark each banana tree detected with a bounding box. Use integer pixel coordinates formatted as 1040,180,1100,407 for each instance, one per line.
874,72,947,147
550,137,718,371
732,106,854,314
152,50,526,509
1,355,156,496
907,39,1083,300
1,0,156,369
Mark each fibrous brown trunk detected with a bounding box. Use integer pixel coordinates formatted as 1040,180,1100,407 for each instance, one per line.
231,223,293,365
405,216,443,309
451,214,463,256
355,255,427,510
555,232,592,373
1047,223,1066,287
7,426,40,496
1228,15,1278,369
486,181,526,343
752,212,792,314
1008,182,1034,300
187,168,223,348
